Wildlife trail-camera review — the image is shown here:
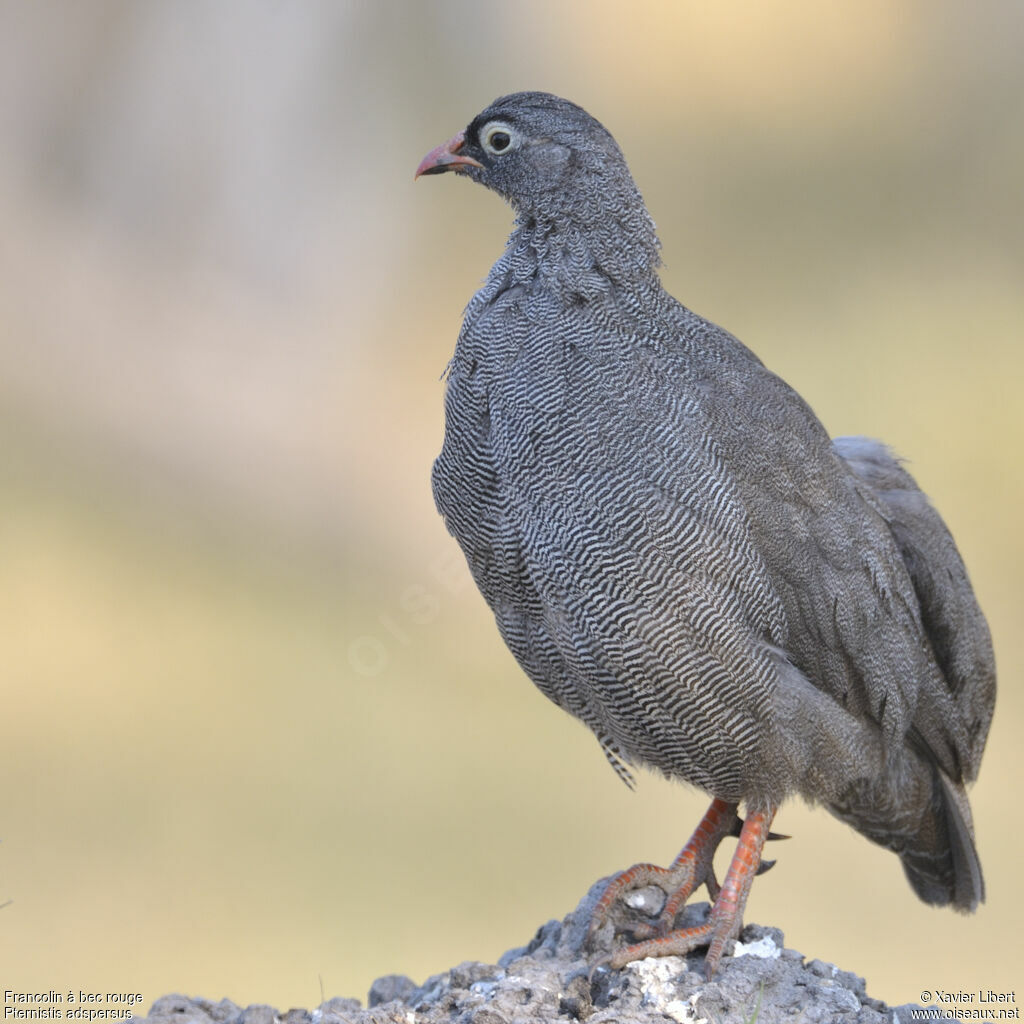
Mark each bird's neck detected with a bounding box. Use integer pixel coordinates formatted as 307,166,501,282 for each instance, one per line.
506,204,662,302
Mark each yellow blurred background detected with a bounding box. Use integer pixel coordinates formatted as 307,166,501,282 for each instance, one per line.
2,0,1021,1012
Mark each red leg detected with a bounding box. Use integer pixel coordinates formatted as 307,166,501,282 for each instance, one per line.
589,797,737,940
590,803,777,979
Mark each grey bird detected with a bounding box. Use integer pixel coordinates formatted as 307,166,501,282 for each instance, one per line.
415,92,995,977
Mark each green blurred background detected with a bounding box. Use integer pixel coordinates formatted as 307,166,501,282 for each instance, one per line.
1,0,1021,1011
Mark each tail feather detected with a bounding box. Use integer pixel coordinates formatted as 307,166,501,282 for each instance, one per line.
900,770,984,912
830,760,984,912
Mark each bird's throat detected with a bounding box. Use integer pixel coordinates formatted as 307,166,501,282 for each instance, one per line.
510,214,661,303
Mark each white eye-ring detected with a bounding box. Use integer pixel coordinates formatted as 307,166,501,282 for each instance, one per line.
480,121,517,155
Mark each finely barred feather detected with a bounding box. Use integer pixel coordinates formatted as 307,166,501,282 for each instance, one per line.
425,91,995,913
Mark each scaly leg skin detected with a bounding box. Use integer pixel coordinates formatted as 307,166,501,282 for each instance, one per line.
589,802,778,979
588,798,738,939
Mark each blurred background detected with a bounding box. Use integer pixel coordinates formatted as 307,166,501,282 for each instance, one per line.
1,0,1021,1012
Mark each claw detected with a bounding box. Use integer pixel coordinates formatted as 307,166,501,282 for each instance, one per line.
587,954,613,985
730,817,788,842
588,802,779,978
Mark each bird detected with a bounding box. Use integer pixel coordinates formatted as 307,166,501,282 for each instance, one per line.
415,91,995,978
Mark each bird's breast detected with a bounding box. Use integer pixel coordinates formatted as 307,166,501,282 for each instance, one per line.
432,299,606,600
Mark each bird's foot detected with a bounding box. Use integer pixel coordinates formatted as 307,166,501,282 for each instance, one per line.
588,798,738,941
588,800,778,979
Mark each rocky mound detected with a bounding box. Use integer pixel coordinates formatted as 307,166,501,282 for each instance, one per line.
139,880,955,1024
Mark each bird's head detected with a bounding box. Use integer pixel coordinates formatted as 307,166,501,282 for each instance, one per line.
416,92,661,285
416,92,638,224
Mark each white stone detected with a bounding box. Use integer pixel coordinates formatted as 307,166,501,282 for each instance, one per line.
732,935,781,960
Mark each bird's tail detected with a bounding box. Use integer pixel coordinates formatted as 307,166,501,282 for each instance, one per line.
829,759,984,913
899,768,984,912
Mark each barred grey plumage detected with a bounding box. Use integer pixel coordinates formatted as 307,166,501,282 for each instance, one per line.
416,92,995,959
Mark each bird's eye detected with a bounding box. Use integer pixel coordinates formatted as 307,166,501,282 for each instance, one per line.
481,123,515,155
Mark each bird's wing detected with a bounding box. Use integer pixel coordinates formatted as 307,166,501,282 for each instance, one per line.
694,338,980,784
832,436,995,780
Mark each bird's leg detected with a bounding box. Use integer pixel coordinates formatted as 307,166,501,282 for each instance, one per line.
590,802,778,979
588,798,738,940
